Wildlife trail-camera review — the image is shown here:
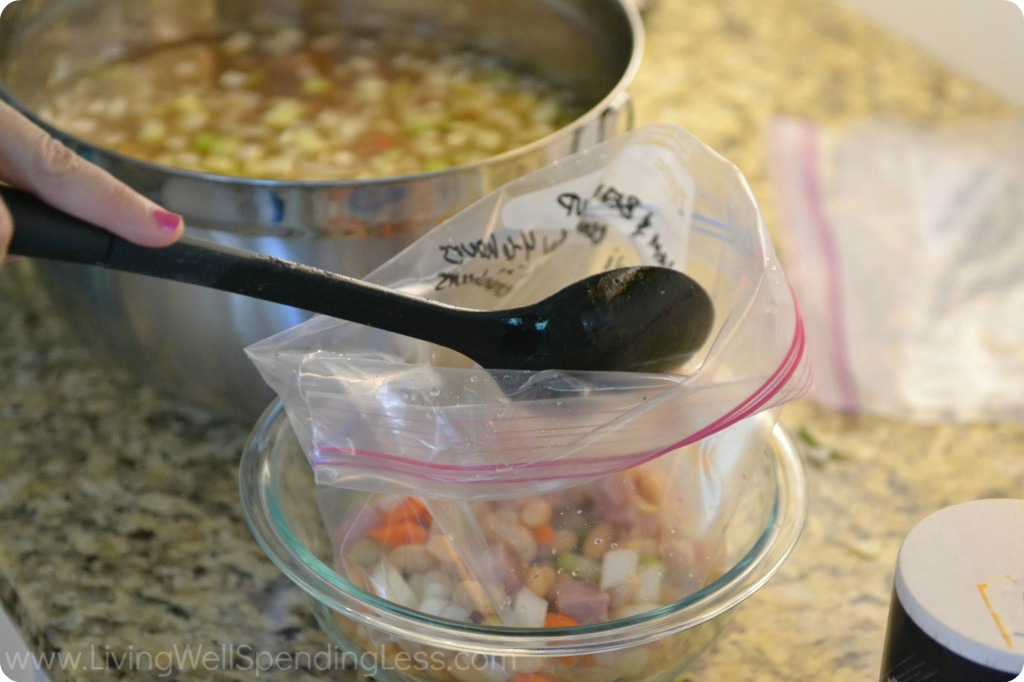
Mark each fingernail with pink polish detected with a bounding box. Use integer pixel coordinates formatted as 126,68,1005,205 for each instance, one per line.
153,209,182,232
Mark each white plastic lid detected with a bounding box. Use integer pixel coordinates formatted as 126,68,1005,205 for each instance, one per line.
895,498,1024,674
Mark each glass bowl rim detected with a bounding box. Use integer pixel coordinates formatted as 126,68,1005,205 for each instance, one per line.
239,400,807,654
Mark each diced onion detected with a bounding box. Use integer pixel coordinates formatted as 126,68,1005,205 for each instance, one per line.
369,561,417,609
511,586,548,628
438,603,472,623
416,595,448,617
633,563,664,604
600,548,639,591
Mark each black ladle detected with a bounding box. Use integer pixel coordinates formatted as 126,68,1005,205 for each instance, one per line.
3,186,713,373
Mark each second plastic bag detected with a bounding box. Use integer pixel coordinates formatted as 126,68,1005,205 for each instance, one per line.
247,124,810,499
769,116,1024,421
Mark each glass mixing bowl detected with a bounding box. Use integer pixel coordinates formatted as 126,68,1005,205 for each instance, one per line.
239,401,807,681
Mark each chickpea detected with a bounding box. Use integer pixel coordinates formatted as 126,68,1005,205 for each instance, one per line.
390,543,438,574
426,532,457,565
499,522,538,564
524,563,557,598
494,505,520,525
582,522,615,561
453,580,495,616
519,497,553,528
552,528,579,555
635,470,666,505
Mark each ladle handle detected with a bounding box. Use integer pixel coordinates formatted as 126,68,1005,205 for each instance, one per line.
3,185,118,265
1,185,472,341
3,185,247,279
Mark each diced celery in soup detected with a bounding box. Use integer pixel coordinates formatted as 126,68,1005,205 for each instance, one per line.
36,27,581,180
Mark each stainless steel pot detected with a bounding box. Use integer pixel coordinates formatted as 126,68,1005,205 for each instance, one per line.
0,0,643,421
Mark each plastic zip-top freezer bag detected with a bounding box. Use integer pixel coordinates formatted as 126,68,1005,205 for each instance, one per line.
247,124,811,500
769,116,1024,421
248,124,810,636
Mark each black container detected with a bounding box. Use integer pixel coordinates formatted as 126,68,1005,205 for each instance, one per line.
880,499,1024,682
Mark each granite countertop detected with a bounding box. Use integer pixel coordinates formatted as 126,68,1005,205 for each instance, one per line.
1,0,1022,680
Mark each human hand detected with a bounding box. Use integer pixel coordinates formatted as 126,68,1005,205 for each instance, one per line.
0,99,183,266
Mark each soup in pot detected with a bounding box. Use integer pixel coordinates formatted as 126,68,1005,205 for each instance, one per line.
36,27,582,181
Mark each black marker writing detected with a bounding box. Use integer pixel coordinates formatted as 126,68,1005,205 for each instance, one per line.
576,220,607,245
632,211,654,236
501,230,537,261
558,193,589,217
559,185,642,221
542,229,570,254
439,231,545,265
435,269,514,296
592,184,641,220
647,232,674,269
439,235,500,265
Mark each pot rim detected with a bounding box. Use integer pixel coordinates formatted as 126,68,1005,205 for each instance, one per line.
238,400,808,655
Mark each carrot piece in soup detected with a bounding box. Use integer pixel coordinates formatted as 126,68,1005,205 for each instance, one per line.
368,521,429,548
544,613,579,629
380,497,431,526
533,523,555,547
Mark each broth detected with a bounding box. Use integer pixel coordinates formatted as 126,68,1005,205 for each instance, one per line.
37,27,581,181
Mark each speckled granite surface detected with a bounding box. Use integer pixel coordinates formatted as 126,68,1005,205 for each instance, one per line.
1,1,1022,680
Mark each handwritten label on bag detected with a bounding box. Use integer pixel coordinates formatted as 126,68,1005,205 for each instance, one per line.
438,229,569,266
434,230,570,295
431,142,695,297
557,184,676,268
